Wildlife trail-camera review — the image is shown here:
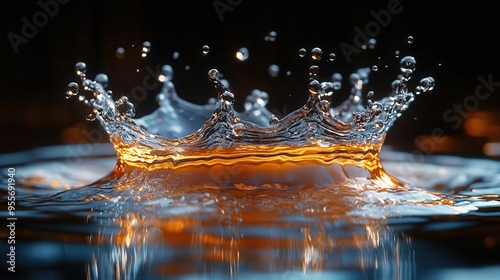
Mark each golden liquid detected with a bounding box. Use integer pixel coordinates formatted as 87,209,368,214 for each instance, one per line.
113,142,402,190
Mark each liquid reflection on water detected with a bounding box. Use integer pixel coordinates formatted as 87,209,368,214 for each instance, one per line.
0,145,500,279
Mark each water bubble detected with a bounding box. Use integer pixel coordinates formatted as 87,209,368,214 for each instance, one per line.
265,31,277,42
202,45,210,55
269,115,279,126
236,47,249,61
400,56,416,75
372,65,378,71
368,38,377,49
95,73,109,88
375,121,384,129
308,65,319,78
298,48,307,58
407,36,414,44
419,77,435,92
115,47,125,59
268,64,280,77
66,82,79,98
311,47,323,60
329,53,336,61
75,62,87,76
172,52,179,60
116,96,136,118
208,69,220,81
141,41,151,57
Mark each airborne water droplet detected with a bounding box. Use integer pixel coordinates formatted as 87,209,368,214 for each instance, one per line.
419,77,435,92
75,62,87,76
66,82,79,98
202,45,210,55
329,53,336,61
115,47,125,59
311,47,323,60
265,31,277,42
400,56,416,75
236,47,249,61
172,52,179,60
394,50,400,58
407,36,414,44
95,73,109,88
141,41,151,57
298,48,307,58
208,69,220,81
268,64,280,77
309,65,319,78
372,65,378,71
368,38,377,49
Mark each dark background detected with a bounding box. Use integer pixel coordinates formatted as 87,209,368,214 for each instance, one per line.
1,0,500,157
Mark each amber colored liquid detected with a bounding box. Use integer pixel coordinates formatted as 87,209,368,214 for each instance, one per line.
113,143,402,190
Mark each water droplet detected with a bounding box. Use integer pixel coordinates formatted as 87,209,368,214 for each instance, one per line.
116,96,135,118
221,91,235,105
141,41,151,57
232,123,245,136
86,113,96,121
185,65,190,71
375,121,384,129
95,73,109,88
311,47,323,60
394,50,400,58
308,79,321,95
286,71,291,76
319,99,330,112
419,77,435,92
268,64,280,77
75,62,87,76
368,38,377,49
265,31,277,42
367,91,374,100
329,53,336,61
308,65,319,78
269,115,279,126
66,82,79,98
331,73,342,90
202,45,210,55
236,47,249,61
172,52,179,60
407,36,414,44
82,79,95,91
160,65,174,82
361,44,367,50
400,56,416,75
115,47,125,59
372,65,378,71
208,69,220,81
298,48,307,58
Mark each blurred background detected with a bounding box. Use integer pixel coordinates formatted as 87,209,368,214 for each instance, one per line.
1,0,500,158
